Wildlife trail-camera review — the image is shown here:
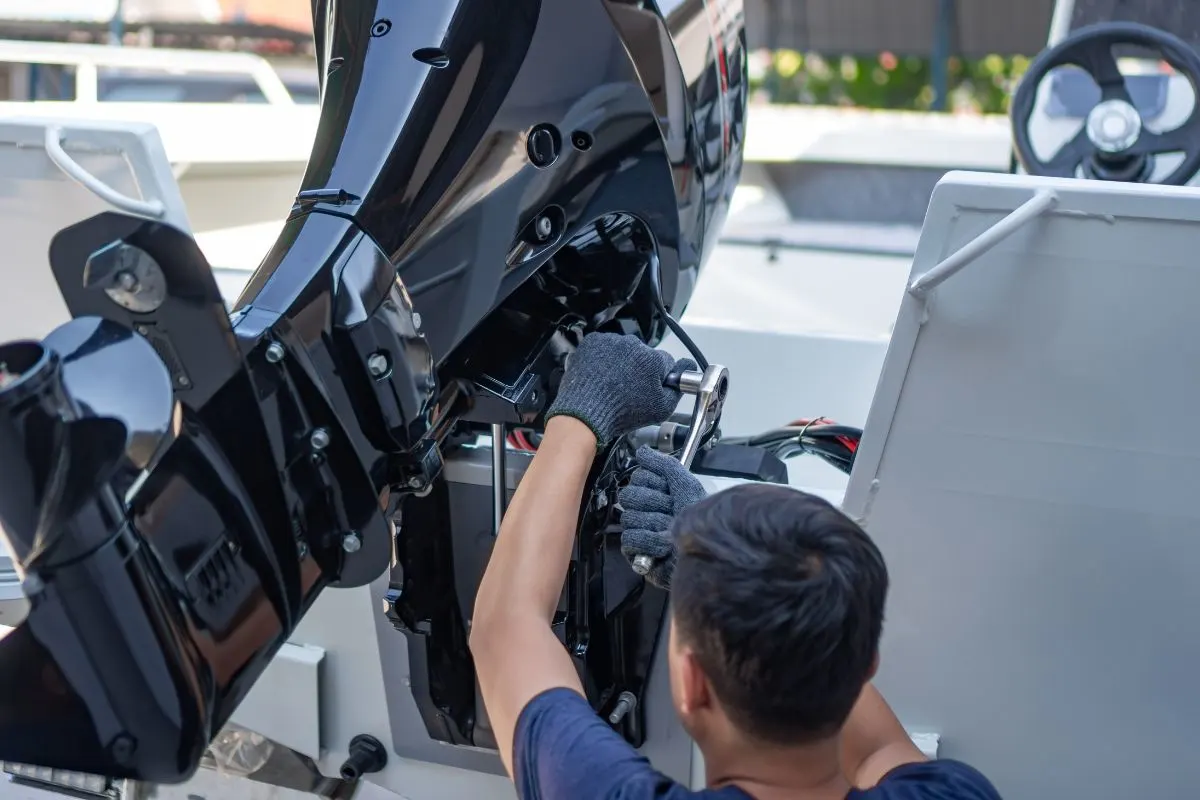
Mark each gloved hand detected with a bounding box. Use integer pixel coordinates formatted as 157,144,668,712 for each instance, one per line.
546,332,697,448
618,445,707,589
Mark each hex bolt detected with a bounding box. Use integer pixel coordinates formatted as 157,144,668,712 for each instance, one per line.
114,271,139,291
534,215,553,241
265,341,285,363
367,352,390,377
311,427,331,450
608,691,637,725
341,531,362,553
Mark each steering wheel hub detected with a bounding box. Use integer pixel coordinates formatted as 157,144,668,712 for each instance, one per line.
1085,99,1142,153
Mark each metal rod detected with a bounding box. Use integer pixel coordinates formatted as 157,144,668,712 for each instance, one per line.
491,423,506,535
718,235,916,260
110,0,125,46
931,0,956,111
908,188,1057,296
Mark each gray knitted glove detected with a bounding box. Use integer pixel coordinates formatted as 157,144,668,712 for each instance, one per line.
546,332,696,447
618,445,707,589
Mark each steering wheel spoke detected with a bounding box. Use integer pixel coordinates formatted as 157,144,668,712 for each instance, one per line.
1043,128,1090,177
1074,45,1133,104
1129,125,1195,156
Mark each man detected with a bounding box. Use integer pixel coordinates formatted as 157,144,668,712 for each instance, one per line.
470,333,1000,799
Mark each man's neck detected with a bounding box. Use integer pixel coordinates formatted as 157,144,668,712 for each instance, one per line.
706,735,851,800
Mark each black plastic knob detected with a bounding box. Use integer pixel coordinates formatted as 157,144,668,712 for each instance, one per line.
339,734,387,781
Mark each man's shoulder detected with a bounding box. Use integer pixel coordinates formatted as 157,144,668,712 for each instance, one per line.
515,688,751,800
855,759,1002,799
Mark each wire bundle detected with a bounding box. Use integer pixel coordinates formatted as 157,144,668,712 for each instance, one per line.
507,428,542,451
725,418,862,475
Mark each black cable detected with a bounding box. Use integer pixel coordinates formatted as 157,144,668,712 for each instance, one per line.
647,253,708,370
725,420,863,476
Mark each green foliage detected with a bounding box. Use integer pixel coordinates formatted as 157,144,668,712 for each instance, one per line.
749,50,1031,114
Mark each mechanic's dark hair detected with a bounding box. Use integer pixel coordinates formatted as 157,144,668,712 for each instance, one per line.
671,483,888,745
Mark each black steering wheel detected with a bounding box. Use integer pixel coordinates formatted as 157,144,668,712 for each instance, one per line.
1011,22,1200,185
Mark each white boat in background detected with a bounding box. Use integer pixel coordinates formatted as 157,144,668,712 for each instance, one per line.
0,38,1015,273
0,39,320,246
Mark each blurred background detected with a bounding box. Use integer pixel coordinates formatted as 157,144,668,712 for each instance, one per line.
0,0,1048,112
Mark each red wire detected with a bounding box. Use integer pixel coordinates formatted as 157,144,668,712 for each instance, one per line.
787,418,859,453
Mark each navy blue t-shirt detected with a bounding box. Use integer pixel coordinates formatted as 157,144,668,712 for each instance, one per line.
514,689,1001,799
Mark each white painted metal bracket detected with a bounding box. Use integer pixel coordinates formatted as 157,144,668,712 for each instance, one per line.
229,642,325,761
44,126,165,219
908,188,1057,297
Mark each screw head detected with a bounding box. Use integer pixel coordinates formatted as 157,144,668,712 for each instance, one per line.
311,428,331,450
176,375,191,388
115,270,139,291
265,342,285,363
367,352,390,377
22,573,43,596
342,531,362,553
412,312,422,330
534,215,553,241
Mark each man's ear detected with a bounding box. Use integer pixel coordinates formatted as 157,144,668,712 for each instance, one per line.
680,649,712,713
865,649,880,683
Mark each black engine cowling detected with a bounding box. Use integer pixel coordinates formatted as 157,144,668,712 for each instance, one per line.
0,0,747,782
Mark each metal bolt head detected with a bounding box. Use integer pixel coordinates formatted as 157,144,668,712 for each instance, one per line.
265,342,285,363
342,531,362,553
176,375,191,389
367,352,390,377
534,215,553,241
86,241,166,313
412,312,422,330
115,270,139,291
311,428,331,450
22,573,44,596
608,691,637,725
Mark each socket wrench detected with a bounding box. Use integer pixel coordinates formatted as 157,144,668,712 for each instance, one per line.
630,363,729,576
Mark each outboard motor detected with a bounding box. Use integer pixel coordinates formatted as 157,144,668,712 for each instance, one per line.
0,0,747,783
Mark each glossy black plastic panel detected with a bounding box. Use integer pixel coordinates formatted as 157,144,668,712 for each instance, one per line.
248,0,746,366
0,0,748,781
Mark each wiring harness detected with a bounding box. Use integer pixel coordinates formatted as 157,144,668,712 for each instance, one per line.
509,417,861,475
722,418,861,475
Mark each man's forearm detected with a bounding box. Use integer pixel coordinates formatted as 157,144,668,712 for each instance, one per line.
470,416,599,775
474,416,598,624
